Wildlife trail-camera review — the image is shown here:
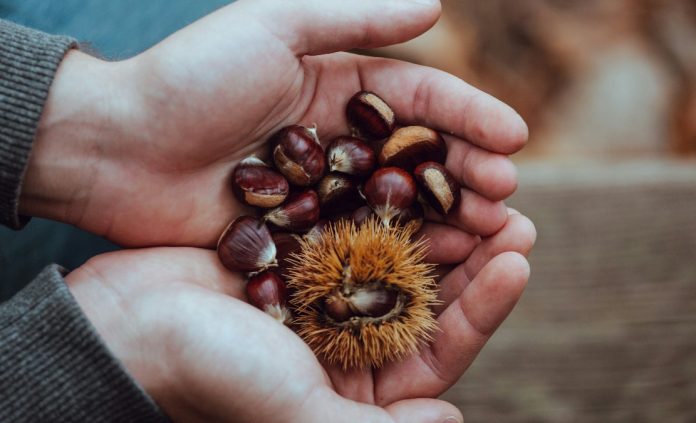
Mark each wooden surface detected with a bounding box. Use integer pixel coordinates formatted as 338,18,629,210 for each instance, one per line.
441,160,696,422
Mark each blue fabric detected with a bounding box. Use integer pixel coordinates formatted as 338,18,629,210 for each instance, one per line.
0,0,231,300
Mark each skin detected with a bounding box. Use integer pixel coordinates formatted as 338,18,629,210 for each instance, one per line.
18,0,537,421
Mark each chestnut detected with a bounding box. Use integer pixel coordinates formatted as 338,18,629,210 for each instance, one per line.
414,162,461,215
246,271,291,324
350,205,375,226
379,126,447,171
305,219,331,244
316,173,362,216
272,232,303,279
346,91,395,141
264,190,320,232
326,136,376,178
231,156,289,208
391,202,424,232
271,125,326,186
363,167,417,225
217,216,276,273
324,285,399,322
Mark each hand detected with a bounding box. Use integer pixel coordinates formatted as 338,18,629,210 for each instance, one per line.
21,0,527,247
65,208,535,423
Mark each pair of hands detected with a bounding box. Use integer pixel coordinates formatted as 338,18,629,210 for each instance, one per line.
22,0,536,422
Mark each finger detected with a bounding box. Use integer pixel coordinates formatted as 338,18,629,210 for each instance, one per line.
375,252,530,403
385,398,463,423
302,388,463,423
417,222,480,264
460,213,537,279
434,213,536,314
425,188,508,236
444,134,518,201
357,57,528,154
125,247,248,298
249,0,441,56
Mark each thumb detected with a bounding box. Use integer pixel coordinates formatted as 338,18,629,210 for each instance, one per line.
386,398,463,423
243,0,441,56
303,390,462,423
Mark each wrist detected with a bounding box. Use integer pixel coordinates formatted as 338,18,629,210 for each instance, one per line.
19,50,140,226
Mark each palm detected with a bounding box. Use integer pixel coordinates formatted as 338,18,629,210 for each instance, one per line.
69,195,534,421
80,0,526,248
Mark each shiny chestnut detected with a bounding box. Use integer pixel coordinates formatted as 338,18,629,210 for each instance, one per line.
414,162,461,215
217,216,276,273
391,202,424,232
271,125,326,186
346,91,395,141
379,126,447,171
272,232,303,278
363,167,417,225
351,205,374,226
317,173,362,216
246,271,291,323
326,136,376,177
232,156,289,208
324,284,400,322
264,190,320,232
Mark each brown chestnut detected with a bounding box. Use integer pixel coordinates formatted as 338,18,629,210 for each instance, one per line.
363,167,417,225
316,173,362,216
271,125,326,186
231,156,289,208
324,284,399,322
346,91,395,141
264,190,320,232
379,126,447,171
350,205,375,226
305,219,331,244
391,202,424,232
272,232,303,278
217,216,276,273
414,162,461,215
246,271,291,323
326,136,376,177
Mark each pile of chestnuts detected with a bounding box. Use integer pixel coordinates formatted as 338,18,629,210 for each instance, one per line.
217,91,461,367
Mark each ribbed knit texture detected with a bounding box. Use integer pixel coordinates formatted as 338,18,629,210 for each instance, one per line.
0,19,170,422
0,19,75,229
0,265,169,422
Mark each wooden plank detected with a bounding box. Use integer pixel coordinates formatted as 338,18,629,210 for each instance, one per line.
441,161,696,422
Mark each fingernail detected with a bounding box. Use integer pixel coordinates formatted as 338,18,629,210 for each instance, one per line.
442,417,462,423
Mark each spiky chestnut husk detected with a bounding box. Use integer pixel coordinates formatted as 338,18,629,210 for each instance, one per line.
286,218,439,370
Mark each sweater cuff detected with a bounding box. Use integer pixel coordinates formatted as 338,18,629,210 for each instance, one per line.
0,265,169,422
0,20,76,229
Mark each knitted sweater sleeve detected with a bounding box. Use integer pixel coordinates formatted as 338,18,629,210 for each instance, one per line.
0,20,169,422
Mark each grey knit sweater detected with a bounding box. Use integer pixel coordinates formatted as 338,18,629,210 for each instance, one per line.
0,20,168,422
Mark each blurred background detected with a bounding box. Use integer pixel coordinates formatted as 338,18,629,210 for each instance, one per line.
1,1,695,421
